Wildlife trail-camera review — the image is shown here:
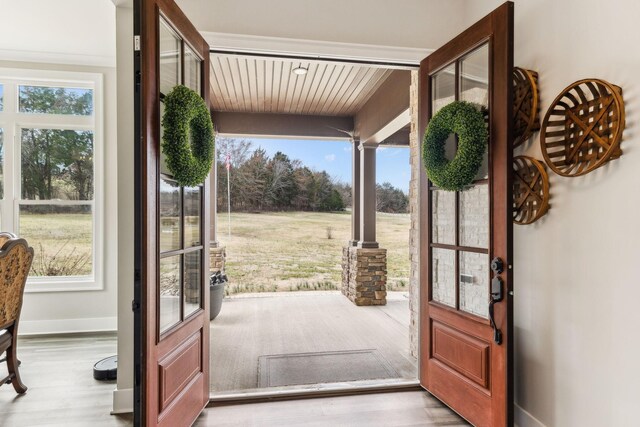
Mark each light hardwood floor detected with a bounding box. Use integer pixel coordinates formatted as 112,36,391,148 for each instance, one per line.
0,333,132,427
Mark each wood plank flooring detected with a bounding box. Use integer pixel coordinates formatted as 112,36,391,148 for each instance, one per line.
196,391,469,426
0,333,132,427
210,291,418,393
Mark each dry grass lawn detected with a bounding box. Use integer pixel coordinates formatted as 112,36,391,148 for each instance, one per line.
19,213,93,277
217,211,410,295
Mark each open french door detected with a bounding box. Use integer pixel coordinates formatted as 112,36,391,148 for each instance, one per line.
418,3,514,426
134,0,211,426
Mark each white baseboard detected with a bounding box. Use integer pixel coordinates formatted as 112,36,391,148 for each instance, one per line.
515,403,547,427
112,387,134,414
19,316,117,335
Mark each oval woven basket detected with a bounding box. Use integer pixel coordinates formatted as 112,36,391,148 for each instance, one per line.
513,67,540,147
540,79,624,177
513,155,550,225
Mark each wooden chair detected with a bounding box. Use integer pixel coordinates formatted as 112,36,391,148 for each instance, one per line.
0,232,34,394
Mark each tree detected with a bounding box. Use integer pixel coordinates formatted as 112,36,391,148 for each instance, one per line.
215,136,253,168
266,152,298,209
214,139,350,213
18,87,94,201
376,182,408,213
21,129,93,200
19,86,93,116
334,182,352,208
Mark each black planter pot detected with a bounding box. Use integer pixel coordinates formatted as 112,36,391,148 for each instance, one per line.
210,274,226,320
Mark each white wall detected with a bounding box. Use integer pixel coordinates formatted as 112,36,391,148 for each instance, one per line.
176,0,467,51
462,2,640,426
0,1,117,333
0,0,115,66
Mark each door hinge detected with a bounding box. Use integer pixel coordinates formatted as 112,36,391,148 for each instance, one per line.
132,299,140,312
134,35,141,52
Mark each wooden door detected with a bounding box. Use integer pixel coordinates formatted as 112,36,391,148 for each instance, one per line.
418,3,514,426
134,1,211,426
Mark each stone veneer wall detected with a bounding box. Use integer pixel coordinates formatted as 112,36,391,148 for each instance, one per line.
408,70,420,358
341,246,387,306
210,246,226,274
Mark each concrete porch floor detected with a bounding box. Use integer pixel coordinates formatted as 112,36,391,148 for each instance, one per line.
210,291,418,394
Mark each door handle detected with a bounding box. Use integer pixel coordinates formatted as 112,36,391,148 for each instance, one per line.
489,257,504,345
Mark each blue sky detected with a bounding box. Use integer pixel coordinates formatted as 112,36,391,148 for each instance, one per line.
246,138,410,193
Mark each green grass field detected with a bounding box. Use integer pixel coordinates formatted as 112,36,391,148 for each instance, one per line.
217,211,410,295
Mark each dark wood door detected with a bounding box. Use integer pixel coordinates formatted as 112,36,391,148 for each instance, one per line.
134,1,211,426
418,3,514,426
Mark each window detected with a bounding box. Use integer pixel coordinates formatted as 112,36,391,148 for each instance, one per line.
0,69,103,292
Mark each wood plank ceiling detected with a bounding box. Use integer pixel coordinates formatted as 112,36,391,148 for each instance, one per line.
209,55,393,117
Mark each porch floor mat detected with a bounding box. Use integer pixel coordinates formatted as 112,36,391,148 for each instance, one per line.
257,349,398,387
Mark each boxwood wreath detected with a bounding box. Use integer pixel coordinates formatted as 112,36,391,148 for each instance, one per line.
422,101,488,191
162,85,214,187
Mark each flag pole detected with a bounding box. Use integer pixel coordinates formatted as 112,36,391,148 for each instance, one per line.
226,154,231,240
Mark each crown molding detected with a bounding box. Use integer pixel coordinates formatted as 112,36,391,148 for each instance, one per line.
0,48,116,68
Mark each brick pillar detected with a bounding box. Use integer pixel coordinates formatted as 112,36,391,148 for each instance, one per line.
210,245,226,274
341,246,387,306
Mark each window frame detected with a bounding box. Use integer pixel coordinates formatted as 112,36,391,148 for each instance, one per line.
0,68,104,293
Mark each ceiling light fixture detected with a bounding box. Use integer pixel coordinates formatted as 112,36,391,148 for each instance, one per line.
292,64,308,75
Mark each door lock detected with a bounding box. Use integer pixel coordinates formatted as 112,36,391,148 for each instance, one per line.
491,257,504,274
489,257,504,345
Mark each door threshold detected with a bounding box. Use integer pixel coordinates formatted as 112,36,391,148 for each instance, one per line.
208,380,421,406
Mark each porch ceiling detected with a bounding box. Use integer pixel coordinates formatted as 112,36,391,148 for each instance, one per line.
209,54,393,116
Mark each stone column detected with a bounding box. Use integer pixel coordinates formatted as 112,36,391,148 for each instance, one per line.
341,141,387,306
358,141,379,249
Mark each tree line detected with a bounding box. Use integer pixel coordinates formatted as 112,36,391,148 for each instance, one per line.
215,137,408,214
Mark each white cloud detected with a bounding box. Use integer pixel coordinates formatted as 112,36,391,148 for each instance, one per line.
325,154,336,162
343,146,352,152
378,146,387,151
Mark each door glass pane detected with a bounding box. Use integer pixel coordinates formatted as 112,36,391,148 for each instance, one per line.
160,255,181,333
159,18,182,176
459,251,489,318
432,64,455,113
21,129,94,200
184,250,201,317
19,86,93,116
159,18,182,96
0,84,3,111
184,186,201,247
432,248,455,307
19,204,93,277
184,45,202,93
160,178,181,252
459,184,489,248
431,64,457,173
431,189,455,244
459,44,489,180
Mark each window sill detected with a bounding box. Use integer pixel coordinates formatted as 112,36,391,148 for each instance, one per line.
25,277,103,293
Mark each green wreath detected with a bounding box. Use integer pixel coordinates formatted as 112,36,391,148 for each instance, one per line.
422,101,488,191
162,85,214,187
